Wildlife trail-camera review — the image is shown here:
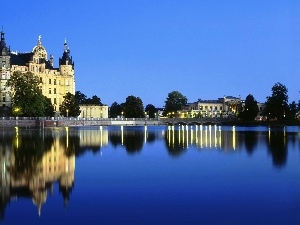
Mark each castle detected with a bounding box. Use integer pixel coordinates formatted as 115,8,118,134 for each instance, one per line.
0,28,75,115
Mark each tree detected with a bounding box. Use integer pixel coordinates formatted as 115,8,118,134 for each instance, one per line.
288,101,297,120
122,95,144,118
264,82,289,120
85,95,102,105
7,71,46,117
239,94,259,121
164,91,187,116
145,104,157,118
59,92,81,117
109,102,122,118
75,91,102,105
75,91,87,104
43,96,55,117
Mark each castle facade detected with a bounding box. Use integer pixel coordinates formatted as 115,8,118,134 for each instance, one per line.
0,28,75,114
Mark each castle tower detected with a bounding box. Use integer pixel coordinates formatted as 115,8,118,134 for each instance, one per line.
59,39,75,95
0,27,11,111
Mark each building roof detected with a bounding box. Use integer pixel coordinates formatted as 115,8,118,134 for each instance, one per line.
10,52,33,66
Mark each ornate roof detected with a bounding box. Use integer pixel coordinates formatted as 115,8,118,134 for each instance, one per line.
32,35,47,59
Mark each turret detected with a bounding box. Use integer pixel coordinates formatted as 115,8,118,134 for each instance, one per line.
0,27,9,56
50,54,54,67
59,39,74,69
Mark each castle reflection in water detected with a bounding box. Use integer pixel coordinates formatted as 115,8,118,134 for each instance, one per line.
0,125,297,219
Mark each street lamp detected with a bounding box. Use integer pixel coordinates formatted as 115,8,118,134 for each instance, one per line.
66,109,69,118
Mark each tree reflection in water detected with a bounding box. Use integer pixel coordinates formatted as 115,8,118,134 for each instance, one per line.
267,130,287,167
243,131,258,155
109,127,145,154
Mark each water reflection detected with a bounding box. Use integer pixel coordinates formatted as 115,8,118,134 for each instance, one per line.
0,125,299,221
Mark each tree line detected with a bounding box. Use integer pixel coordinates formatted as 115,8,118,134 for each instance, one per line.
6,71,300,121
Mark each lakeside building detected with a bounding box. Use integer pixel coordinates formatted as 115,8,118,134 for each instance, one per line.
180,96,265,118
0,28,75,115
79,104,109,118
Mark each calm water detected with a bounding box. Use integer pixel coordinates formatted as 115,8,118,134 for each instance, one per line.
1,125,300,225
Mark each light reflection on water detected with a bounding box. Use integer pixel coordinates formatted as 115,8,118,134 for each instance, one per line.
0,125,300,225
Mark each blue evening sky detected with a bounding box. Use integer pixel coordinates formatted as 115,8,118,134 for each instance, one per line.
1,0,300,107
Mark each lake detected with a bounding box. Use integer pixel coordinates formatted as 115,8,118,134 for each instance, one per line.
1,125,300,225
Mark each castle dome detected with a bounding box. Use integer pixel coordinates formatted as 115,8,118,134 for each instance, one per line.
32,35,47,59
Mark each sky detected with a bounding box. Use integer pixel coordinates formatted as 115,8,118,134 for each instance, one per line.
1,0,300,107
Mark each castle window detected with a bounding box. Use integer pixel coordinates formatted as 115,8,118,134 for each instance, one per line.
54,88,56,94
54,79,56,85
54,98,57,104
49,88,51,94
40,77,42,83
49,79,51,84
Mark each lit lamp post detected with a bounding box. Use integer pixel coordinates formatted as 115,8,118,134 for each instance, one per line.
121,111,124,119
66,109,69,118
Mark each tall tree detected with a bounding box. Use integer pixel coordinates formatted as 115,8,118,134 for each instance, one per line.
59,92,81,117
164,91,187,116
145,104,157,118
109,102,122,118
122,95,144,118
7,71,46,116
239,94,259,121
264,82,289,120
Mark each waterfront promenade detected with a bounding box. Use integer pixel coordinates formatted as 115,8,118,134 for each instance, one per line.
0,117,229,128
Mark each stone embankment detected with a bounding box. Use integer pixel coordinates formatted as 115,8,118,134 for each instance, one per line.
0,117,164,128
0,117,232,128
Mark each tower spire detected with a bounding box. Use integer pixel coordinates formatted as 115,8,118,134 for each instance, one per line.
37,35,42,46
1,26,5,41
